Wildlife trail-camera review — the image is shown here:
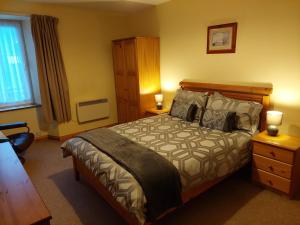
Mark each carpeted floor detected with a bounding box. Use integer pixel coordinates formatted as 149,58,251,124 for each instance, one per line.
23,139,300,225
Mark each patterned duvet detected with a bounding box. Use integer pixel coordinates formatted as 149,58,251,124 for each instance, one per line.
61,114,252,224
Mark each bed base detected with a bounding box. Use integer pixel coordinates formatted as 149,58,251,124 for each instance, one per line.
71,81,273,225
72,156,226,225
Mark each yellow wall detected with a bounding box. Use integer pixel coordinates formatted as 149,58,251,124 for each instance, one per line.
128,0,300,136
1,0,300,137
0,1,130,137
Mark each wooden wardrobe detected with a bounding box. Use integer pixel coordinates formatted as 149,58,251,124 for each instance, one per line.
112,37,160,123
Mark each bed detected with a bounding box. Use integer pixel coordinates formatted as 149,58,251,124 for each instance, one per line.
61,81,272,225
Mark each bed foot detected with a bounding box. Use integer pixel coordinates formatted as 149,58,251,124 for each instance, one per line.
72,156,80,181
74,170,80,181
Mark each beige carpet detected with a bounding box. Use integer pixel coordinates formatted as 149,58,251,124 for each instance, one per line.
24,139,300,225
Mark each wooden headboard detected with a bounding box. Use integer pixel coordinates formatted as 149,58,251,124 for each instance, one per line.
179,80,273,131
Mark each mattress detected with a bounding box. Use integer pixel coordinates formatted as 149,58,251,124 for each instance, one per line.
61,114,252,224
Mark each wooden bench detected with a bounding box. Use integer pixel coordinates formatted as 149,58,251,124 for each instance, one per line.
0,140,52,225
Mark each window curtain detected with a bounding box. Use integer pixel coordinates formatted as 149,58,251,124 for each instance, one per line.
31,14,71,124
0,20,33,107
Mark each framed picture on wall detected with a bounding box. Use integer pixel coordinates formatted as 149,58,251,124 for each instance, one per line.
207,22,238,54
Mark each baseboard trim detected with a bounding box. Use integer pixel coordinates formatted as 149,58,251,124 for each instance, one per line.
34,135,49,141
48,123,118,141
48,133,79,141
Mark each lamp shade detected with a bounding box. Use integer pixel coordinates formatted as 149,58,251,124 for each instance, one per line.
267,111,283,126
155,94,163,103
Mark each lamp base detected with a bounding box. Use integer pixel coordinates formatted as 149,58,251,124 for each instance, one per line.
156,105,162,110
267,125,279,136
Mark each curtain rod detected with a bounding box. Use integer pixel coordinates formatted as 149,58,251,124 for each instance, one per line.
0,11,54,19
0,10,31,17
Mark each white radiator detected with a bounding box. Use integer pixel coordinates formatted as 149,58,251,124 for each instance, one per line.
76,99,109,123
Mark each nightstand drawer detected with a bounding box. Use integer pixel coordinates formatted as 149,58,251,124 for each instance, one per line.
253,142,294,164
253,154,293,179
253,169,291,194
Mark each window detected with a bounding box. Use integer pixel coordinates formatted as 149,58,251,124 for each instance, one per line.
0,20,34,110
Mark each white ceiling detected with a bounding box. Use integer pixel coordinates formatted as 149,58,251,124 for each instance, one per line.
23,0,171,13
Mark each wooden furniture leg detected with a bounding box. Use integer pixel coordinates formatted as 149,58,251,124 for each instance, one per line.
73,156,80,181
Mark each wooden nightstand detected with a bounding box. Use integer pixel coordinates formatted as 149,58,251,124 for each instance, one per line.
145,108,169,117
252,131,300,198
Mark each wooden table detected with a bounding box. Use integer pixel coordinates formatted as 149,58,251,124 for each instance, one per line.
0,139,52,225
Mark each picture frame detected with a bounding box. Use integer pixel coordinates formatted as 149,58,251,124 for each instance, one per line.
207,22,238,54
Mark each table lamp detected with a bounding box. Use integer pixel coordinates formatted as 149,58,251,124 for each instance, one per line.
266,111,283,136
155,94,163,110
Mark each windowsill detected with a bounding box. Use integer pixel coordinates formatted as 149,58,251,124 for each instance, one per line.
0,104,41,113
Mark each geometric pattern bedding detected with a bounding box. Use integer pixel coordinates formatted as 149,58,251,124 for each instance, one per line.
61,114,252,224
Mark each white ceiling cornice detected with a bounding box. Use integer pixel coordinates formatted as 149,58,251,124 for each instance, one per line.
23,0,170,5
22,0,171,13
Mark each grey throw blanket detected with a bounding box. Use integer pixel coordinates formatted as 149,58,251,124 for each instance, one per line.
77,128,182,221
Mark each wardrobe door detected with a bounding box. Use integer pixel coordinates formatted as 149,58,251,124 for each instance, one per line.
136,37,160,115
123,39,140,121
112,41,128,123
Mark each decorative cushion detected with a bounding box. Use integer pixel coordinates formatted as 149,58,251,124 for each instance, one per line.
172,89,208,121
170,100,198,122
206,92,263,133
201,109,236,132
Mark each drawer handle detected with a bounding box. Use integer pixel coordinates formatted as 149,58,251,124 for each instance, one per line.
269,151,276,157
268,166,274,171
268,180,273,186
